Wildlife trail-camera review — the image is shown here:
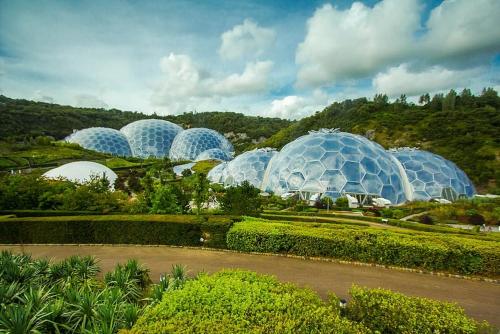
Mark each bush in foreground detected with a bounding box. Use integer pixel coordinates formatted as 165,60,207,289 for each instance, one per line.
126,270,367,334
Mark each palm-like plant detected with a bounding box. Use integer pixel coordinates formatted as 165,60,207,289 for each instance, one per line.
0,302,51,334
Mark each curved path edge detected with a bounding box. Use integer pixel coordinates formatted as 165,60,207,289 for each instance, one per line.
2,244,499,327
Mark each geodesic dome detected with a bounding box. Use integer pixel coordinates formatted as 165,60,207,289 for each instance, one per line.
262,129,407,205
221,148,277,188
65,127,132,157
195,148,233,162
42,161,117,189
207,162,228,183
169,128,234,161
173,162,195,176
389,148,475,201
120,119,182,158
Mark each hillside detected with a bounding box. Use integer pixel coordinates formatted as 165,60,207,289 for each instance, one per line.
0,95,292,153
259,89,500,193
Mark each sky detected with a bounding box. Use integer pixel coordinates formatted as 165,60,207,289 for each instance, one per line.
1,0,499,120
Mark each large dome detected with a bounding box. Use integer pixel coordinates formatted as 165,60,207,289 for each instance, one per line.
42,161,117,189
169,128,234,161
120,119,182,158
195,148,233,162
389,148,475,201
219,148,277,188
262,129,407,205
65,127,132,157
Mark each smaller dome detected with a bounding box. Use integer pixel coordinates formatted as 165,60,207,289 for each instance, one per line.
42,161,117,189
66,127,132,157
207,162,228,183
120,119,182,158
195,148,233,162
173,162,196,176
169,128,234,161
221,148,277,188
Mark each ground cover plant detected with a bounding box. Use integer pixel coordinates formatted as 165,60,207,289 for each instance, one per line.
0,251,188,333
227,217,500,276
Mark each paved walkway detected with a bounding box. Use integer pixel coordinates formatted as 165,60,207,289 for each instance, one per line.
2,244,499,326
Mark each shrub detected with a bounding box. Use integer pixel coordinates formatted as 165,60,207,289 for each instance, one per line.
128,270,368,334
0,215,234,247
346,285,478,334
220,181,261,216
226,218,500,276
335,197,349,209
419,214,434,225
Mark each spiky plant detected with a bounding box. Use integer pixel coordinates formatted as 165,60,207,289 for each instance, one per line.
123,259,151,290
63,287,101,332
0,302,51,334
105,264,141,303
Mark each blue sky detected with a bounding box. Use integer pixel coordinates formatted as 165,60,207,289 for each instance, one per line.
0,0,499,119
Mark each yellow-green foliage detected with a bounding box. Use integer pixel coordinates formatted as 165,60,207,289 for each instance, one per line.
347,285,478,333
128,270,368,334
191,160,220,174
227,218,500,276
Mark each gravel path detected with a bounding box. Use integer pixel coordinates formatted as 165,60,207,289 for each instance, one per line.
2,244,499,326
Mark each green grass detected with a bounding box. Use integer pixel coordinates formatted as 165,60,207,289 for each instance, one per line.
192,160,220,174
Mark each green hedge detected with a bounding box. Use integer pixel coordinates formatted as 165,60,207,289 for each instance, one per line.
226,219,500,276
346,285,478,333
127,270,368,334
0,210,102,217
261,213,369,227
0,215,234,247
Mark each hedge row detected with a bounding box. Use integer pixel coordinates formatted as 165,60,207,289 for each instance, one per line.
226,219,500,276
263,210,487,238
260,213,369,227
0,210,104,217
0,215,234,248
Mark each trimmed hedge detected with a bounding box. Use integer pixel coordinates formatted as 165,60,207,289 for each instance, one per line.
226,219,500,276
261,213,369,227
126,270,368,334
0,210,102,217
0,215,234,248
347,285,478,333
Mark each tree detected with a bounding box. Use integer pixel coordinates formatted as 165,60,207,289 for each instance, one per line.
442,89,457,111
373,94,388,106
335,197,349,209
418,93,430,105
459,88,474,108
191,173,210,215
429,93,443,111
220,181,261,216
150,184,181,214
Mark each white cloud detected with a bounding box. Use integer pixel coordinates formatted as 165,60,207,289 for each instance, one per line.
269,89,330,120
219,19,276,60
74,94,108,109
33,90,55,103
296,0,420,87
423,0,500,61
152,53,273,114
372,64,490,97
296,0,500,88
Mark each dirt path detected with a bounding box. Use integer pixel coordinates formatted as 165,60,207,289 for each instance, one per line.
2,244,499,326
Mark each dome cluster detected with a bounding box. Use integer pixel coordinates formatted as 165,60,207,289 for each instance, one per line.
207,129,475,204
65,120,233,161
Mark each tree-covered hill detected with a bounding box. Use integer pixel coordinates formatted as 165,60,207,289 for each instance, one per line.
259,89,500,193
0,96,292,153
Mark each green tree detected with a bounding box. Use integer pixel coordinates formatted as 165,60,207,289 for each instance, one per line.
220,181,261,216
191,173,209,215
150,184,181,214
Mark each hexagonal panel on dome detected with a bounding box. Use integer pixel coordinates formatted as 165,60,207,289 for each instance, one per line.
261,129,407,204
195,148,233,162
389,148,476,201
169,128,234,161
216,148,277,188
65,127,132,157
120,119,182,158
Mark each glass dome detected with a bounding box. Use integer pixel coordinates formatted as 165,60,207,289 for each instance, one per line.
65,127,132,157
207,162,228,183
221,148,277,188
173,162,195,176
195,148,233,162
169,128,234,161
262,129,407,204
42,161,117,189
120,119,182,158
389,148,475,201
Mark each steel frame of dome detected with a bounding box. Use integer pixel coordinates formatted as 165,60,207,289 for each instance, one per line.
389,148,475,201
169,128,234,161
261,129,407,205
195,148,233,162
65,127,132,157
220,148,277,188
120,119,182,158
